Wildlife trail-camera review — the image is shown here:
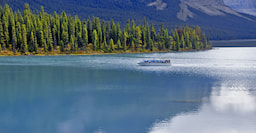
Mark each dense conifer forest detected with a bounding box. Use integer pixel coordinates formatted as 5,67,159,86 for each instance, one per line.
0,4,211,56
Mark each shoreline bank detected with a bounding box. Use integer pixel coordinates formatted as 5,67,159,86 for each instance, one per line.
211,39,256,47
0,48,212,57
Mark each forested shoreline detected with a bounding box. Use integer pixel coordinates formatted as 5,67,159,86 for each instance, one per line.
0,4,211,56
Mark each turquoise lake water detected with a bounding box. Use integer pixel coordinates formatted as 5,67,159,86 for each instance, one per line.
0,47,256,133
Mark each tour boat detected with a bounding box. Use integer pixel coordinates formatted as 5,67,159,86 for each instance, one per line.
138,59,171,66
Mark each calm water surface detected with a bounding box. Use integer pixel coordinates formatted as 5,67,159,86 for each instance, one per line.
0,48,256,133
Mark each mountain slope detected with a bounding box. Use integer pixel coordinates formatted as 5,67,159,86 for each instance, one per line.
1,0,256,40
224,0,256,16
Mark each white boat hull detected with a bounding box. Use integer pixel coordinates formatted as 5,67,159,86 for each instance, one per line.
138,62,171,66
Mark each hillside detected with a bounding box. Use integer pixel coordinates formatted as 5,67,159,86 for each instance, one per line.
224,0,256,16
2,0,256,40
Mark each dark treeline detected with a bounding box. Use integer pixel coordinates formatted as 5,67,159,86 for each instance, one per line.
0,4,211,55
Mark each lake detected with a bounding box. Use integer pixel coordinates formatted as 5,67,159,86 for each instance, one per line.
0,47,256,133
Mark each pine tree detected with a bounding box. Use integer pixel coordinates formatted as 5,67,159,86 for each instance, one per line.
185,31,190,49
149,39,154,51
101,20,106,44
105,21,110,43
34,32,38,53
95,17,102,45
170,36,175,50
150,23,156,42
87,18,92,43
43,39,48,53
2,15,9,49
48,26,53,51
135,26,142,50
92,29,98,51
131,41,135,51
52,25,57,48
70,35,75,51
0,21,6,50
109,38,114,52
146,24,151,49
16,22,22,50
29,32,34,52
174,29,180,51
82,26,88,48
60,40,65,52
116,23,121,44
39,30,44,47
103,38,108,51
117,39,121,50
181,35,185,50
163,29,170,49
122,31,127,51
20,24,28,54
110,19,116,43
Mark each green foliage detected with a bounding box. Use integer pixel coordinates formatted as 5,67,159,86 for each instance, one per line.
0,21,5,49
109,38,114,52
20,24,28,54
0,3,211,55
92,29,98,51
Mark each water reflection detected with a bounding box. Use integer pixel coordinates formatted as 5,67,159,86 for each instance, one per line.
149,83,256,133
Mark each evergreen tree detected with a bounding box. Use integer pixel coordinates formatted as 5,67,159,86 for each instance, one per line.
70,35,75,51
117,39,121,50
92,29,98,51
87,18,92,43
131,40,135,51
29,32,34,52
170,36,175,50
95,17,102,45
43,39,48,52
0,21,6,50
181,35,185,50
82,26,88,47
116,23,121,44
0,3,210,55
39,30,44,47
103,38,108,51
48,26,53,51
149,39,154,51
142,27,146,49
109,38,114,52
163,29,170,49
122,30,127,51
135,26,142,50
110,19,116,43
34,32,38,53
105,21,110,43
185,31,190,49
16,22,22,50
173,29,180,51
150,23,156,42
101,20,106,44
60,40,65,52
2,15,9,49
52,25,58,48
21,24,28,54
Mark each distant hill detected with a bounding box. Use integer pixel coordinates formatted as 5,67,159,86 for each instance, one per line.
2,0,256,40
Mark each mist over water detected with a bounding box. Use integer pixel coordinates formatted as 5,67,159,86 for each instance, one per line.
0,48,256,133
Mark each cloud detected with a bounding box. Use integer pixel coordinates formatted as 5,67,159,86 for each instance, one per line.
149,84,256,133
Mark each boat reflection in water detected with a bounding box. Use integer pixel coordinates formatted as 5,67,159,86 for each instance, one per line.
138,59,171,66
